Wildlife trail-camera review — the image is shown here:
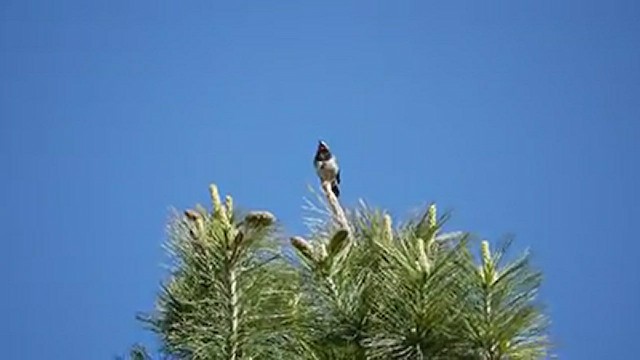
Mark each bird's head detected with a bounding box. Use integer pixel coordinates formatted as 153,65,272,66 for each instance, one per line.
315,140,332,160
318,140,329,151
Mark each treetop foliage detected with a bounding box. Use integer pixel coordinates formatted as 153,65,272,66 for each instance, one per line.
127,180,550,359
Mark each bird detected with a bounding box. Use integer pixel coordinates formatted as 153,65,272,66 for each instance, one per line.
314,140,341,197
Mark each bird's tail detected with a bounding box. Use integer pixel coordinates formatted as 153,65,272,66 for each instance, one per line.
331,181,340,198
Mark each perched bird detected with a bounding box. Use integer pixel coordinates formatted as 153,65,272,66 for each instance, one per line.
314,140,341,197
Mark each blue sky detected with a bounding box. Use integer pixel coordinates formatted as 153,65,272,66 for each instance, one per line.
2,1,639,358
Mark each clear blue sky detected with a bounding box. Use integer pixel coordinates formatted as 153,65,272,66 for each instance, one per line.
2,1,638,359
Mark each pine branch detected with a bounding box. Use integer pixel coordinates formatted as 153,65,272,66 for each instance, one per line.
139,184,299,359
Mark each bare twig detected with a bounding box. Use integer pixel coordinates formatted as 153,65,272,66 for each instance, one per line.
321,181,350,233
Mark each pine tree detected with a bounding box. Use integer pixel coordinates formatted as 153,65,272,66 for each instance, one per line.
130,181,550,359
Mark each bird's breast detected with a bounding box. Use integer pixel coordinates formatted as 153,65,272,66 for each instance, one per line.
315,158,338,181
